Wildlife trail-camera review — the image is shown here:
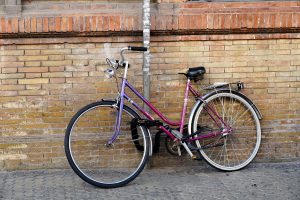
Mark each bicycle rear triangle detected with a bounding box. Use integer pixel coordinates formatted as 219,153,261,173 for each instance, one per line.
65,46,262,188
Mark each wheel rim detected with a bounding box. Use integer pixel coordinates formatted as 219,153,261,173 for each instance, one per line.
193,93,261,171
67,104,148,186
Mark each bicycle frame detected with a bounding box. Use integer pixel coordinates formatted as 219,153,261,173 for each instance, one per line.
107,61,232,157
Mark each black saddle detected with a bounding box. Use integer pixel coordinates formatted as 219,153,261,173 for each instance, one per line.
180,67,206,82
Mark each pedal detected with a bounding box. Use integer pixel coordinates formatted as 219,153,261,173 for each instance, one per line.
192,156,202,161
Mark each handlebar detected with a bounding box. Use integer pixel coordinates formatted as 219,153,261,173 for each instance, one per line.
119,46,148,66
128,46,148,52
104,46,148,79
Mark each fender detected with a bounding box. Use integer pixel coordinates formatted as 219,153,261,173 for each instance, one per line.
101,99,153,156
188,89,262,135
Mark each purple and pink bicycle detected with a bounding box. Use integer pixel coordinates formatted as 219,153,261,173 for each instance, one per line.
65,46,262,188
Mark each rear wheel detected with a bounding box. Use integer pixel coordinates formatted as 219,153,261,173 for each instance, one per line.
65,101,149,188
191,91,261,171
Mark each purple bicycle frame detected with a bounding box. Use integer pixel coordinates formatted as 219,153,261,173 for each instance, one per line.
108,77,231,145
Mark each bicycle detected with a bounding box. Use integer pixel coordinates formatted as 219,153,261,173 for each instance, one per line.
65,46,262,188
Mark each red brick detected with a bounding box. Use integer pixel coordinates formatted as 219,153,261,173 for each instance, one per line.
213,14,219,30
241,14,247,28
258,13,265,29
31,17,37,33
286,13,292,28
6,18,12,33
68,17,73,32
269,14,276,29
275,14,282,28
253,14,259,29
150,15,155,30
178,15,184,30
37,17,43,32
103,16,109,31
43,17,49,32
25,17,31,33
156,15,163,30
115,16,121,31
189,15,196,30
97,16,103,31
172,15,179,30
200,14,207,29
0,18,5,33
224,14,231,29
281,13,287,28
18,18,25,33
128,16,134,31
247,14,254,29
49,17,55,32
12,18,19,33
219,14,225,30
91,16,97,32
85,16,91,32
61,17,68,32
55,17,61,32
79,16,84,32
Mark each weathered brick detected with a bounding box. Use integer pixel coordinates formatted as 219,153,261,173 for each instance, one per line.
25,62,41,67
49,78,66,84
18,67,48,73
41,60,72,67
1,50,24,56
2,68,18,74
0,73,24,79
49,55,64,61
42,72,72,78
0,85,25,91
18,90,49,96
25,50,41,56
18,56,48,61
0,91,18,96
18,78,49,85
26,84,42,90
41,49,71,55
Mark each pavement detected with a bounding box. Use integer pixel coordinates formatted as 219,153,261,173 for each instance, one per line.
0,161,299,200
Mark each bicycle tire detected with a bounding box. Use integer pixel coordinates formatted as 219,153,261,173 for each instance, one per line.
190,91,261,171
65,100,150,188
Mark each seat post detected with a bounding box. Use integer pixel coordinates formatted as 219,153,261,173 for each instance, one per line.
179,78,191,135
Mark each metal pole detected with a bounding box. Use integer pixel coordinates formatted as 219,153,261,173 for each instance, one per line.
143,0,151,112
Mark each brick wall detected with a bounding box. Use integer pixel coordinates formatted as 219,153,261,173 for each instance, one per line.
0,1,300,170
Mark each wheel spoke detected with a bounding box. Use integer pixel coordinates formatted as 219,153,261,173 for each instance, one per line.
65,102,149,188
193,92,261,171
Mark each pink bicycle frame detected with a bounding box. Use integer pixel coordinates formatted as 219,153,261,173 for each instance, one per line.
107,77,231,146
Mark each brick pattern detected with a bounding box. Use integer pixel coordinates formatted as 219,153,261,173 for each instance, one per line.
0,39,300,170
0,1,299,170
1,1,300,37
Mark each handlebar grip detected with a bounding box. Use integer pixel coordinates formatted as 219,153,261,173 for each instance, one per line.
128,46,148,52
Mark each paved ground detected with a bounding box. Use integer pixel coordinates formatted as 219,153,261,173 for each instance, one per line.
0,161,299,200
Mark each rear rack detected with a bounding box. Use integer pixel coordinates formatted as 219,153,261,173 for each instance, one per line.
203,81,244,91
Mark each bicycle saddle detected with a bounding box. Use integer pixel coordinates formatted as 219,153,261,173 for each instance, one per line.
180,67,206,81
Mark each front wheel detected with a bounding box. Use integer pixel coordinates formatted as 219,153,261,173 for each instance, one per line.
191,91,261,171
65,100,150,188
